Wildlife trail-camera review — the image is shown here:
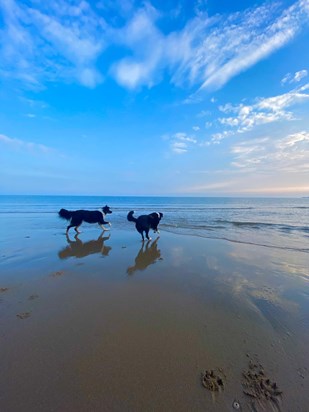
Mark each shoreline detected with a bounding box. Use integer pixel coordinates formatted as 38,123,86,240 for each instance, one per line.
1,228,308,411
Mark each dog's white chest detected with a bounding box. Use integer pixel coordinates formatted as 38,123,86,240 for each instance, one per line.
98,210,105,218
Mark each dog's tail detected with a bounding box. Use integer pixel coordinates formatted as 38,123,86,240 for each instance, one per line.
127,210,137,223
58,208,72,220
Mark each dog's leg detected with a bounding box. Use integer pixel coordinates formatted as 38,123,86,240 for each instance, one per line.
66,224,75,233
100,224,109,231
99,216,111,230
145,229,151,241
74,225,81,233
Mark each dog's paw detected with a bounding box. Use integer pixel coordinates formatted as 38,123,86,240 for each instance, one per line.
108,222,112,227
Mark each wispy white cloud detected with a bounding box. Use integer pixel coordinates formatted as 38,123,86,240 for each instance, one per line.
231,131,309,173
0,0,106,87
111,5,164,89
172,141,188,154
0,134,58,154
172,0,309,92
210,130,234,144
294,70,308,82
167,81,309,152
166,132,197,154
182,130,309,195
0,0,38,85
281,69,308,84
217,83,309,135
111,0,309,90
1,0,308,91
276,130,309,149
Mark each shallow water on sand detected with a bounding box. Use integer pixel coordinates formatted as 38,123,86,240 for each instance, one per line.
1,195,309,252
0,212,308,411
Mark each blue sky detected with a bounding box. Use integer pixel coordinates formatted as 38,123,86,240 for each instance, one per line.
0,0,308,196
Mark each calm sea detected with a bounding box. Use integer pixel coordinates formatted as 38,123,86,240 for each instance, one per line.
0,195,308,252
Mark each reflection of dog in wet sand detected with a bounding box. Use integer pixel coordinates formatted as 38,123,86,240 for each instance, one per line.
127,211,163,241
58,205,112,234
127,238,161,275
58,233,111,259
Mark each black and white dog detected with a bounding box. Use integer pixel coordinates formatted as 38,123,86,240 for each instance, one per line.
59,205,112,234
127,211,163,241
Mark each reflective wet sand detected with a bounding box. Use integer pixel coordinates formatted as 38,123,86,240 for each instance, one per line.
1,227,308,411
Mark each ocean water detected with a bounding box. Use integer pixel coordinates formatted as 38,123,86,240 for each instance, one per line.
0,195,308,252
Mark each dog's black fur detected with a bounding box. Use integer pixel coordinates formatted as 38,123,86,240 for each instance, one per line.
59,205,112,233
127,210,163,241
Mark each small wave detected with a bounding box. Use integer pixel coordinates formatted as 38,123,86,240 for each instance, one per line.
214,220,308,233
162,227,309,253
216,219,273,227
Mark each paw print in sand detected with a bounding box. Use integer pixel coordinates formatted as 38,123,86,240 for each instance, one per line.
242,359,282,410
201,369,225,392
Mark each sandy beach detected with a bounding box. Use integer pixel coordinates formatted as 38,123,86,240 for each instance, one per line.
1,224,308,411
1,0,309,408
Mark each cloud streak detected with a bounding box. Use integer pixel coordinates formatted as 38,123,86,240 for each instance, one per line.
231,131,309,173
170,0,309,92
281,69,308,84
111,5,164,89
0,0,308,91
198,3,304,91
0,0,106,87
0,134,58,154
166,132,197,154
215,84,309,138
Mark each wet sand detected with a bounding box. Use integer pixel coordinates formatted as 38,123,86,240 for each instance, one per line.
1,225,308,411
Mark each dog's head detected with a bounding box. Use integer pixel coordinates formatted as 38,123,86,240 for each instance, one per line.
102,205,112,214
149,212,163,231
152,212,163,220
